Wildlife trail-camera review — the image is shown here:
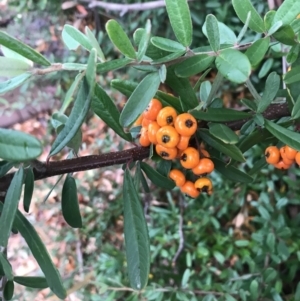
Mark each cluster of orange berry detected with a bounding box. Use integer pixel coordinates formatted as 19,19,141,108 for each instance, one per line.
265,145,300,169
135,98,214,198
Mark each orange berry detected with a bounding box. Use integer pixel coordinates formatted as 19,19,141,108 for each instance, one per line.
169,169,186,187
155,144,177,160
156,125,180,148
133,115,143,127
174,113,197,136
194,177,213,195
156,106,178,127
192,158,214,175
177,135,190,150
282,145,297,160
139,127,150,147
142,118,152,127
265,146,280,165
143,98,162,121
147,121,160,144
273,160,291,170
180,181,200,198
180,147,200,169
295,152,300,166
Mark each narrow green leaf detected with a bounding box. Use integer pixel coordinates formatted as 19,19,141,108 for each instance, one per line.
0,57,31,78
198,129,245,162
106,20,136,59
111,79,138,97
120,72,160,127
205,14,220,52
273,25,297,45
0,161,14,178
0,203,66,299
43,175,64,203
272,0,300,26
85,48,97,88
209,123,239,144
159,64,167,83
14,276,49,289
258,58,274,78
0,30,50,66
264,119,300,151
165,0,192,46
0,167,24,247
23,167,34,213
0,253,13,280
0,72,32,95
287,44,300,64
200,81,212,103
241,98,257,111
191,108,251,122
284,65,300,84
151,50,185,64
267,20,283,36
215,49,251,83
237,11,252,43
96,57,132,74
62,63,87,71
240,119,256,136
123,169,150,290
0,129,42,161
140,162,175,189
245,37,270,66
212,158,253,183
295,282,300,301
3,280,14,301
49,78,92,157
264,10,276,31
150,37,185,52
92,84,132,141
193,68,212,92
249,280,259,300
248,157,267,176
174,54,215,78
85,26,105,61
137,20,151,62
62,24,92,51
232,0,265,33
292,95,300,119
1,45,33,66
62,176,82,228
156,91,183,113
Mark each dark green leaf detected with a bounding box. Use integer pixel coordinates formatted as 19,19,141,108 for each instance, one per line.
156,91,183,113
140,162,175,189
150,37,185,52
3,280,14,301
0,30,50,66
258,58,274,78
212,158,253,183
245,37,270,66
106,20,136,59
232,0,265,33
264,119,300,151
287,44,300,64
0,253,13,280
266,233,276,252
174,54,215,78
272,0,300,26
292,95,300,119
165,0,192,46
111,79,138,97
240,119,256,135
120,72,160,127
96,58,132,74
198,129,245,162
23,167,34,213
284,65,300,84
264,10,276,31
0,72,32,95
14,276,49,289
249,280,259,301
123,169,150,290
151,50,185,64
0,167,24,247
92,84,132,141
0,161,14,178
205,14,220,52
267,20,283,36
241,98,257,111
191,108,251,122
137,20,151,62
156,159,172,177
209,123,239,144
62,175,82,228
273,25,297,45
248,157,267,176
215,49,251,83
295,282,300,301
209,98,223,108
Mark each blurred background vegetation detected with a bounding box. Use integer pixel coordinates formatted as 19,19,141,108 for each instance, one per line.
1,0,300,300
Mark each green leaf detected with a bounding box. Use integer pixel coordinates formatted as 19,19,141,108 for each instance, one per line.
85,26,105,61
137,20,151,62
1,45,33,66
273,25,297,45
23,167,34,213
62,24,92,51
245,37,270,66
96,57,132,74
292,95,300,119
215,49,251,83
111,79,138,97
140,162,175,189
191,108,251,122
232,0,265,33
248,157,267,176
205,14,220,52
92,84,131,141
287,44,300,64
0,253,13,280
0,161,14,178
151,50,185,64
62,175,82,228
0,128,42,161
119,72,160,127
106,20,136,59
85,48,97,88
284,65,300,84
0,57,31,78
198,129,245,162
209,123,239,144
202,21,236,45
200,81,212,103
165,0,192,46
3,280,14,301
156,91,183,113
241,98,257,111
267,20,283,36
212,158,253,183
175,54,215,78
266,233,276,252
123,169,150,290
150,37,186,52
14,276,49,289
0,167,24,247
0,203,66,299
258,58,274,78
159,64,167,83
264,10,276,31
257,72,280,113
249,280,259,301
0,30,50,66
272,0,300,26
295,282,300,301
49,78,92,157
265,119,300,151
237,11,252,43
0,72,32,95
62,63,87,71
